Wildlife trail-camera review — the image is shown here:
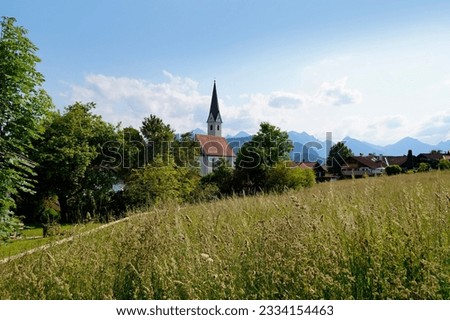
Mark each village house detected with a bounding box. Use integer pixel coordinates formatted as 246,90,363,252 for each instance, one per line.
297,161,334,181
195,82,235,176
417,152,450,169
341,155,387,177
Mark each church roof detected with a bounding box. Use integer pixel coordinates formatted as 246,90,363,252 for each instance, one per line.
207,81,221,122
195,134,235,157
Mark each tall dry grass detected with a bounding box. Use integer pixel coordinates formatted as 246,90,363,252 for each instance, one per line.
1,171,449,299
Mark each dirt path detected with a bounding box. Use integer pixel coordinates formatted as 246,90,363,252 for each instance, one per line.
0,213,143,265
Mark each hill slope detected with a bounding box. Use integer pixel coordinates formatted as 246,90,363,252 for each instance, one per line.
1,172,450,299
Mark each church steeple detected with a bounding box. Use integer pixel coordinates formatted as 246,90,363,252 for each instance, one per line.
207,81,222,137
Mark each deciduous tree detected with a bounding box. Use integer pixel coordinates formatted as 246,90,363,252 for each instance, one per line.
34,102,119,222
327,142,353,175
140,115,175,163
234,122,293,192
0,17,53,240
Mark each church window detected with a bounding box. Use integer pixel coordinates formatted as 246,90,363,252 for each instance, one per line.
217,125,220,130
210,125,213,131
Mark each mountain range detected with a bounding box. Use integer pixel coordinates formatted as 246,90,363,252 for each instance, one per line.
191,128,450,162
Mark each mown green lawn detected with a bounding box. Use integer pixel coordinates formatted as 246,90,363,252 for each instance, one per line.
0,223,102,260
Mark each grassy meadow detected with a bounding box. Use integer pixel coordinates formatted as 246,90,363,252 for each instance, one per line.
1,171,450,299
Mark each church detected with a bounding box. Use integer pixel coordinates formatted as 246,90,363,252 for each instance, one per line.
195,81,235,176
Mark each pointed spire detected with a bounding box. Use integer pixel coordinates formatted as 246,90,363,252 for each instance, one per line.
208,81,220,121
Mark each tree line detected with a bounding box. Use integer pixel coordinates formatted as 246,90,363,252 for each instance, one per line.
0,18,314,240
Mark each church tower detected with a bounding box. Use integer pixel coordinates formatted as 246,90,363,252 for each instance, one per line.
207,81,222,137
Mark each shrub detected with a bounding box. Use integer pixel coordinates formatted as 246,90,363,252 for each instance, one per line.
385,165,402,176
438,159,450,170
417,162,430,172
265,162,315,191
124,156,200,207
201,159,234,196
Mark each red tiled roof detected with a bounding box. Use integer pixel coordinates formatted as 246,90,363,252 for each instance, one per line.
195,134,235,157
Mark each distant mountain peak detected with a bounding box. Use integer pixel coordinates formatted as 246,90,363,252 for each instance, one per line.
288,131,320,143
192,127,445,157
191,128,206,135
234,131,251,138
394,136,422,143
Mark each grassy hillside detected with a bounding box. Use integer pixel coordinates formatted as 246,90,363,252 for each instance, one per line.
1,172,450,299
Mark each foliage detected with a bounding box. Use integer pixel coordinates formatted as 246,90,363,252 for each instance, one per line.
251,122,292,166
265,162,315,191
115,126,146,178
406,149,414,170
385,164,402,176
124,156,198,207
417,162,430,172
32,102,119,223
0,17,53,240
201,158,234,196
327,142,353,175
1,172,450,299
140,115,175,163
438,159,450,170
234,122,293,192
172,132,200,169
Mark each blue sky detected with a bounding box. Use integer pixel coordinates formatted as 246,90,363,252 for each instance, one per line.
3,0,450,145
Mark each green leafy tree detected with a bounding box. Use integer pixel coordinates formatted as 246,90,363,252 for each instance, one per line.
124,156,181,206
115,126,146,178
33,102,119,222
251,122,292,166
124,151,203,207
140,115,175,163
327,142,354,175
0,17,53,240
406,149,414,170
172,132,200,169
234,122,293,192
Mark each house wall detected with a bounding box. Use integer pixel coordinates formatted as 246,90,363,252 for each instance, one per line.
199,155,234,176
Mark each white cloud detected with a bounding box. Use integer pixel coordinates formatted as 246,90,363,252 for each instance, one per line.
325,115,414,145
67,72,364,138
313,77,362,106
69,71,210,133
417,110,450,143
67,72,450,145
268,91,304,109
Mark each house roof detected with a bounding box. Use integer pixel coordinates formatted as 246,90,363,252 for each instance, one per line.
298,162,317,169
385,156,408,166
207,81,221,122
294,161,328,172
418,153,447,161
195,134,235,157
346,156,387,169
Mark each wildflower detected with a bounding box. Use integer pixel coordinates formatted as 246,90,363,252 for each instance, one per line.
200,253,209,259
200,253,213,263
